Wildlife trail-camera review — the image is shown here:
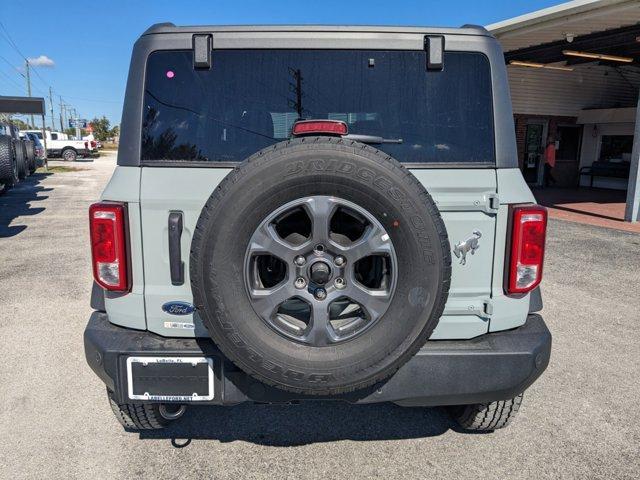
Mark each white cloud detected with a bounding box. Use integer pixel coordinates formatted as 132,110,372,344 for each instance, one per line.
27,55,55,67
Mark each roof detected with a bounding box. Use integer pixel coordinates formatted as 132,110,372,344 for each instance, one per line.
142,23,490,37
486,0,640,52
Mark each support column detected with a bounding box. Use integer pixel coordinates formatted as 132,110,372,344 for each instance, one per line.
624,92,640,222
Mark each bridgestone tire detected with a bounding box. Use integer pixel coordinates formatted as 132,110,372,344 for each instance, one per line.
0,135,17,186
191,137,451,395
107,390,170,430
15,141,27,179
449,394,524,431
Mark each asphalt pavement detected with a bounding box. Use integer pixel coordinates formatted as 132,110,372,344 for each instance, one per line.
1,152,639,479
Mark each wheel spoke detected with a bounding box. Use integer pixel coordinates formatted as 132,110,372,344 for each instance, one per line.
249,282,297,320
343,281,392,323
303,302,334,346
247,223,300,262
303,196,336,243
342,225,393,263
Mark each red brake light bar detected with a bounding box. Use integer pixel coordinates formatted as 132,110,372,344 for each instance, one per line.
89,202,130,292
292,120,348,136
506,204,548,295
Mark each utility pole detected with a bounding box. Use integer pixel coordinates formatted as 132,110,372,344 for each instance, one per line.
58,95,65,133
48,87,54,131
59,96,64,132
25,60,34,127
72,108,80,139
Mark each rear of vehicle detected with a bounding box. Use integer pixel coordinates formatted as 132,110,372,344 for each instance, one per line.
85,25,551,432
25,132,46,167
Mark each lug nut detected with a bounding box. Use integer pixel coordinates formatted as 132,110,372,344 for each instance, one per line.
314,288,327,300
334,277,346,289
294,277,307,289
294,256,306,266
334,256,346,267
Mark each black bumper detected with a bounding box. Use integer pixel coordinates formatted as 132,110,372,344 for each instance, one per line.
84,312,551,406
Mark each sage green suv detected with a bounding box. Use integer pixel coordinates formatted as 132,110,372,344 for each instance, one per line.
84,24,551,432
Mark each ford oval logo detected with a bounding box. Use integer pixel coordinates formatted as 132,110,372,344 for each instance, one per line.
162,301,196,316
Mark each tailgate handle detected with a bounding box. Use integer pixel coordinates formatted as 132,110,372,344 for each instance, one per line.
168,211,184,286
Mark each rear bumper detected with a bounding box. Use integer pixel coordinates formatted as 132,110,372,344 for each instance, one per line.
84,312,551,406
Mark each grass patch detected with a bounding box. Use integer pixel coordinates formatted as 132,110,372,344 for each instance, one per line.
36,166,88,173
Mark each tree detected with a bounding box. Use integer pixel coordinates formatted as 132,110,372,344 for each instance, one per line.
11,119,33,130
89,116,112,141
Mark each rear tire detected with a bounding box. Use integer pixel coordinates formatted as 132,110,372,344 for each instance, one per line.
107,390,185,430
0,135,18,187
449,393,524,431
62,147,77,162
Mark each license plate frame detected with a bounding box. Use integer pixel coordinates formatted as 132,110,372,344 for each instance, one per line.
126,356,214,402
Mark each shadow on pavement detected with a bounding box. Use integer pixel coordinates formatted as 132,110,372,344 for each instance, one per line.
138,402,461,446
0,172,52,238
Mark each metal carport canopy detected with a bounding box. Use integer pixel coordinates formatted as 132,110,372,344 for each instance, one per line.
0,96,45,115
1,95,49,170
487,0,640,222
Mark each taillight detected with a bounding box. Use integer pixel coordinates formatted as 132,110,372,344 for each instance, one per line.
89,202,130,291
292,120,348,136
90,140,96,148
506,204,547,295
84,141,88,149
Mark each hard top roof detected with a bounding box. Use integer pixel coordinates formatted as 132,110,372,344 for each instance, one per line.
142,23,491,37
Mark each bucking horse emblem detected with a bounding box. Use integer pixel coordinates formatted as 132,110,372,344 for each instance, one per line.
453,230,482,265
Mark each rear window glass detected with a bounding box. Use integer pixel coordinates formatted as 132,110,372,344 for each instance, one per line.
141,49,494,164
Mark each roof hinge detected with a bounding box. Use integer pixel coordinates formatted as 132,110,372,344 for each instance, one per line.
193,34,212,69
424,35,444,71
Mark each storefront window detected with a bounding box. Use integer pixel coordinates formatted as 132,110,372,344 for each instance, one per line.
599,135,634,162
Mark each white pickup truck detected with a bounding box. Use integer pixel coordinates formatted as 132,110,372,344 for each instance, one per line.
24,130,97,161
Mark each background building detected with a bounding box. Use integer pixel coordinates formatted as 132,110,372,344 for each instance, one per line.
488,0,640,221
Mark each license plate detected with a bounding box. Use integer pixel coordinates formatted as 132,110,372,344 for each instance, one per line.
126,356,214,402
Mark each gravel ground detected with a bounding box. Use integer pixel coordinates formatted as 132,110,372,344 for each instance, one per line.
1,152,639,479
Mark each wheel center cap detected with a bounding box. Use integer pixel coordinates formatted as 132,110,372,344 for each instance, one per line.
310,261,331,285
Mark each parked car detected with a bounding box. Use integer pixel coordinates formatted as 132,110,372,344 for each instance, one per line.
24,129,97,161
85,24,551,432
22,131,46,167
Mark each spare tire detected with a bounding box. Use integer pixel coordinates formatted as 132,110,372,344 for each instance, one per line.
191,137,451,395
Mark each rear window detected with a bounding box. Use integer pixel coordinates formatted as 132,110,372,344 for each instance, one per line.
141,49,494,164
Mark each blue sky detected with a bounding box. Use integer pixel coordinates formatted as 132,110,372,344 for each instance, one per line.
1,0,561,127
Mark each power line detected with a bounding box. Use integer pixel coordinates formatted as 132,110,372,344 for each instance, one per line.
0,21,28,60
0,69,24,90
0,54,25,78
57,94,121,104
0,21,117,123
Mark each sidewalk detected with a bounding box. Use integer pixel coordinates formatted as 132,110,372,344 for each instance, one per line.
533,187,640,234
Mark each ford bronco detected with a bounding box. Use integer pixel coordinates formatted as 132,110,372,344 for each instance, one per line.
84,24,551,432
